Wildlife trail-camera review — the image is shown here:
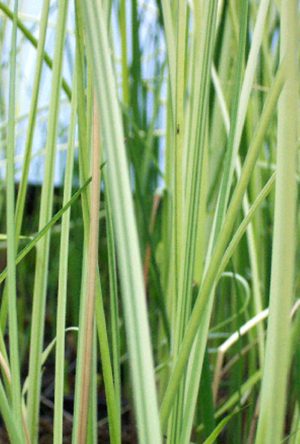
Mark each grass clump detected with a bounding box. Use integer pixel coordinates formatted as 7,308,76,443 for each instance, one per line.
0,1,299,443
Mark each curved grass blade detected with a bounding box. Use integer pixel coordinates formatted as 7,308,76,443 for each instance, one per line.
203,409,241,444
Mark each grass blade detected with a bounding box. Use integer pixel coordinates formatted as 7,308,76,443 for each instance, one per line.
82,1,162,442
6,0,23,435
26,0,69,439
53,70,77,444
255,1,298,442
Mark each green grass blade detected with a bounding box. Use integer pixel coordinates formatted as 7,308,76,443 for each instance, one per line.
104,170,121,422
53,70,77,444
255,1,298,442
15,0,51,240
82,1,162,442
0,381,23,443
26,0,69,439
203,409,240,444
6,0,23,434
